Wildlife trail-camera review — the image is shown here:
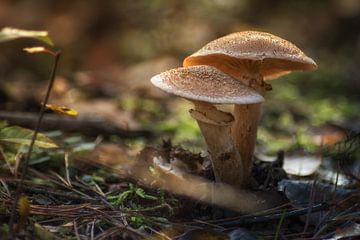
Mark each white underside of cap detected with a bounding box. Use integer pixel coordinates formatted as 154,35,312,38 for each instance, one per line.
151,75,264,104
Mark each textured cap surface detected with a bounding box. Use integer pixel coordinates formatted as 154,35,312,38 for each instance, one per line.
183,31,317,80
150,65,264,104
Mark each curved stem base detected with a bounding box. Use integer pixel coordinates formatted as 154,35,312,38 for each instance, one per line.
190,101,245,187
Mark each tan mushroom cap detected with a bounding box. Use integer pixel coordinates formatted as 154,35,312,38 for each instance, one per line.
183,31,317,80
150,65,264,104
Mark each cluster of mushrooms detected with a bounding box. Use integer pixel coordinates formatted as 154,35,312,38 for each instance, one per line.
150,31,317,188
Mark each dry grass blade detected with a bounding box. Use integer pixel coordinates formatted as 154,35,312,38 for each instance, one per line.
94,226,146,240
64,152,72,187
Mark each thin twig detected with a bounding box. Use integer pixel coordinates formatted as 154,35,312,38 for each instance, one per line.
21,185,98,202
0,179,11,197
192,219,225,230
91,219,96,240
74,220,81,240
194,203,329,227
147,226,172,240
64,151,72,187
0,111,153,139
303,177,318,236
8,51,61,239
28,168,96,200
204,202,292,225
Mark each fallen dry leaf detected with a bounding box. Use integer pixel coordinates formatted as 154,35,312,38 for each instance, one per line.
283,155,321,176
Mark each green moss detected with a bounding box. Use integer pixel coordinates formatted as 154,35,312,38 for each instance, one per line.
157,99,203,148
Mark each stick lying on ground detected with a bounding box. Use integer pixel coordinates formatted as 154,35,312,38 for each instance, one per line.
0,111,153,139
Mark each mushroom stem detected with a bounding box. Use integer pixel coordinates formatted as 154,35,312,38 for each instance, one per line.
228,70,267,186
231,102,262,184
190,101,245,187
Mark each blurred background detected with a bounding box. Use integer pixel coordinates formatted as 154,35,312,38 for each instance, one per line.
0,0,359,153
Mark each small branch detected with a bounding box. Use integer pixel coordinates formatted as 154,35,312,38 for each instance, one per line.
4,182,99,203
0,111,153,139
8,51,61,238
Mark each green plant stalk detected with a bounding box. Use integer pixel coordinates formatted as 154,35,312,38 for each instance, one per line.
274,210,286,240
8,51,61,238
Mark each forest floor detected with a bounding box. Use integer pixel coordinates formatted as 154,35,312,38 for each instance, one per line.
1,28,360,240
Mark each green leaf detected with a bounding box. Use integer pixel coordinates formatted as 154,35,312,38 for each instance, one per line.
130,216,146,228
34,223,59,240
0,27,53,45
0,121,8,129
119,191,131,203
135,188,157,200
143,194,158,201
29,156,52,165
135,188,146,198
0,126,58,149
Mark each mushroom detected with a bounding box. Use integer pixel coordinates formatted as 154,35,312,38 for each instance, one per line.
183,31,317,184
151,65,264,187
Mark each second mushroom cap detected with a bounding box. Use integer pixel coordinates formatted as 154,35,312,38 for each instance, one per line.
183,31,317,80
